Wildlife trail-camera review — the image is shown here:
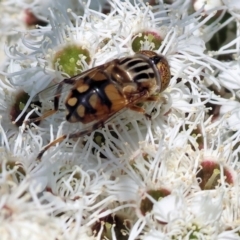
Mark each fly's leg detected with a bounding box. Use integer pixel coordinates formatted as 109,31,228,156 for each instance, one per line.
144,96,160,102
125,89,153,120
128,105,145,113
36,135,67,162
128,105,151,120
36,118,107,161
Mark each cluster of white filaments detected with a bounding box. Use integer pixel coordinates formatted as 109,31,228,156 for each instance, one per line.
0,0,240,239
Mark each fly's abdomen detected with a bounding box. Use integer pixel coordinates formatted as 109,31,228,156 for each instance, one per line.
65,79,126,124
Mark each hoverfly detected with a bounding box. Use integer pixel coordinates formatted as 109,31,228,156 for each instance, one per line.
28,50,171,161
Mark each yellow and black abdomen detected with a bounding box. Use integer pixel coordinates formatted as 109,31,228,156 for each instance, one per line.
65,75,126,124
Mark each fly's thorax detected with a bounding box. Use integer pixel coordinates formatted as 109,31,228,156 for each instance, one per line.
135,50,171,93
110,55,158,94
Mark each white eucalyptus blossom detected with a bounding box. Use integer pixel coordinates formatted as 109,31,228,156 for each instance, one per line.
1,0,240,239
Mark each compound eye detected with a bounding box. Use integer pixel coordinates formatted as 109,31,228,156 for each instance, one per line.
150,55,163,64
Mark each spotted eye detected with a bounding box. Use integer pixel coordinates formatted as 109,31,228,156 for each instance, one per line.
135,50,171,92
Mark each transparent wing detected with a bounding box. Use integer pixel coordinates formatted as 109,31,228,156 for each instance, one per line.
37,62,113,101
36,89,149,161
37,82,72,101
